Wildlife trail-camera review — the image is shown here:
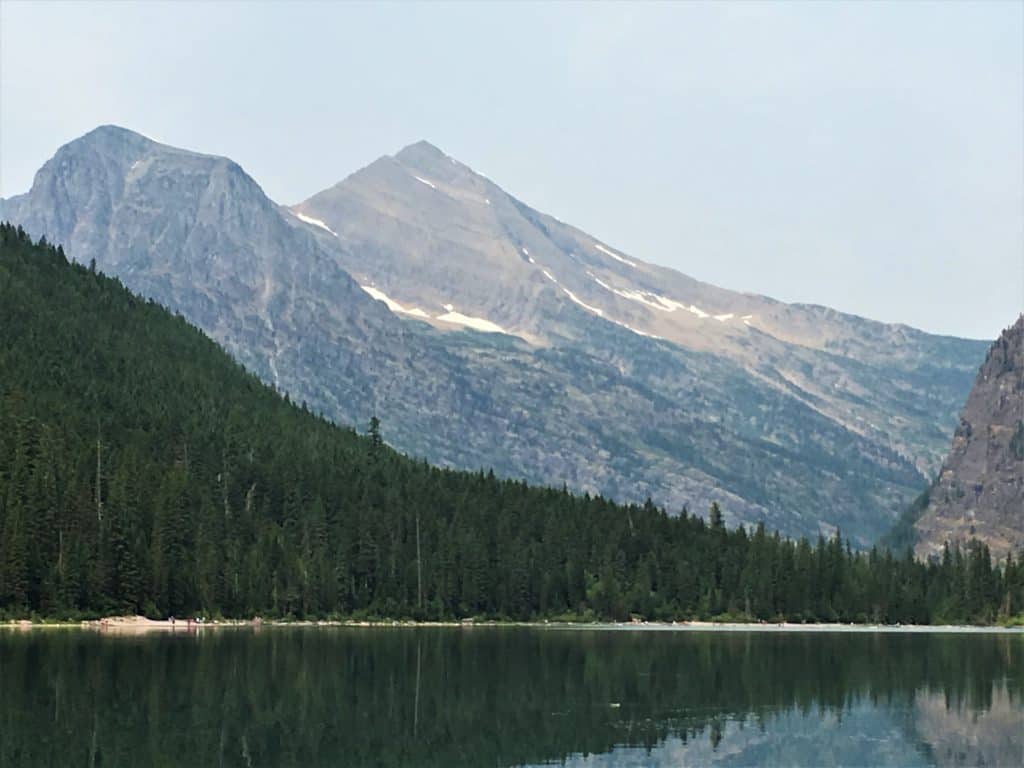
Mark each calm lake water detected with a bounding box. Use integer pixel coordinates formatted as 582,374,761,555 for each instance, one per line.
1,627,1022,767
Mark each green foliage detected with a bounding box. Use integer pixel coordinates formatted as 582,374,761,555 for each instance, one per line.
1,225,1021,624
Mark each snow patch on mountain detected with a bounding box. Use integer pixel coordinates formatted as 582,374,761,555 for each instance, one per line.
628,325,660,339
293,211,338,237
612,318,662,340
413,175,437,190
617,288,674,312
591,276,726,320
436,307,507,334
563,288,604,317
595,243,637,267
686,304,709,319
360,285,430,318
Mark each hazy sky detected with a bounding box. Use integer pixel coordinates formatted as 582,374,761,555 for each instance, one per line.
2,1,1021,339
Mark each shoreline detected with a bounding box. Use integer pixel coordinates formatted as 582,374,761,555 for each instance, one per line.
2,616,1023,634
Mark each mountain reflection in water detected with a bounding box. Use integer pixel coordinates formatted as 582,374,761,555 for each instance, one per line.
1,627,1021,767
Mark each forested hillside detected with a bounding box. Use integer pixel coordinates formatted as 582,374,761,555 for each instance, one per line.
1,225,1021,624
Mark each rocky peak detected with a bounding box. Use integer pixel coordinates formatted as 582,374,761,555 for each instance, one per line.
60,124,153,157
394,139,450,166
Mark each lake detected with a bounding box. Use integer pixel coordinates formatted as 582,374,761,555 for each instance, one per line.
1,626,1021,767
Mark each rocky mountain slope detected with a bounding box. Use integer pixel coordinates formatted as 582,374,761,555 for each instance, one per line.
0,126,988,544
295,140,983,479
913,316,1024,560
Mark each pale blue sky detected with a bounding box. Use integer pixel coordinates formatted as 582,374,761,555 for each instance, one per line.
2,1,1021,339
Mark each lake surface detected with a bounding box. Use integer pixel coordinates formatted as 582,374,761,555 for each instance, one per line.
1,626,1022,767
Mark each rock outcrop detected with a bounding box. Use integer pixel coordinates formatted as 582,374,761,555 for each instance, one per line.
914,316,1024,560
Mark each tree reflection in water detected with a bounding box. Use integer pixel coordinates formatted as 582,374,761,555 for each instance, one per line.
0,628,1020,767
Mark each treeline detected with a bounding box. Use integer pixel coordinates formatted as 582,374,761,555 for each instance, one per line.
1,224,1022,624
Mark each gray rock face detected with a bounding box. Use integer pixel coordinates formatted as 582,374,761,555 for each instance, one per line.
296,141,985,480
1,127,988,545
914,316,1024,560
1,125,403,402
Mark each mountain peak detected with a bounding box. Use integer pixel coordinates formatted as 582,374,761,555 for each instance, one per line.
61,124,158,159
394,140,453,170
61,125,226,168
85,124,149,141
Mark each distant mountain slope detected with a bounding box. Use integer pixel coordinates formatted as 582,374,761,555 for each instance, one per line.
295,140,985,478
911,316,1024,560
0,126,987,544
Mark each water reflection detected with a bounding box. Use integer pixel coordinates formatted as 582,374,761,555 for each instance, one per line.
0,628,1020,767
914,685,1023,768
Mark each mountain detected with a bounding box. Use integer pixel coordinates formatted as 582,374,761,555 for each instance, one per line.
294,139,983,476
3,225,1019,624
910,316,1024,561
0,124,401,391
0,126,988,544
